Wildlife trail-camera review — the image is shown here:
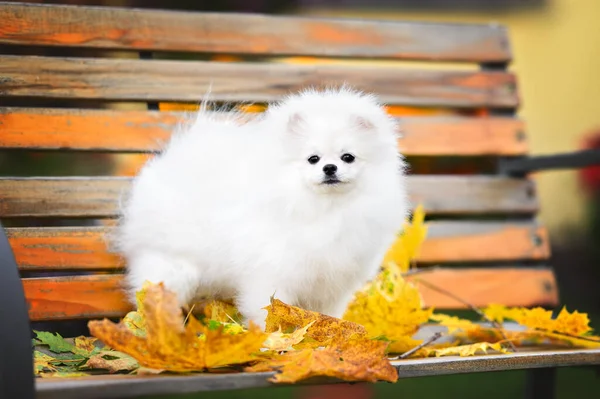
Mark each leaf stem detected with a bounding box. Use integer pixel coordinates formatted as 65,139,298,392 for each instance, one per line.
389,332,443,360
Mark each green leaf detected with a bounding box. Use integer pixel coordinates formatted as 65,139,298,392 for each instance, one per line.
34,331,76,354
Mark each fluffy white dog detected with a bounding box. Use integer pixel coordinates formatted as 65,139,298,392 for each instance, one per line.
116,86,409,328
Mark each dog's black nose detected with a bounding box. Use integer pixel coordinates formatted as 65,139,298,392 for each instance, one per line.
323,164,337,176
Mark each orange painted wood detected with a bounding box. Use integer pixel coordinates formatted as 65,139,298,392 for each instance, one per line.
22,268,556,321
420,222,550,263
0,176,538,218
408,268,559,308
0,55,518,108
0,2,511,62
7,227,121,271
0,108,528,156
0,108,176,152
7,221,549,271
23,275,132,321
397,116,527,156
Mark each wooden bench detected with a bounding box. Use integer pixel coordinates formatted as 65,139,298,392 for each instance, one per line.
0,2,599,398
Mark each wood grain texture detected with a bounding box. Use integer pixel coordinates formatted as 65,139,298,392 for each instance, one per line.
0,108,528,155
35,349,600,398
407,268,558,308
0,55,519,107
0,176,538,218
23,275,131,321
7,221,549,271
421,220,550,263
0,2,511,62
8,227,121,271
22,267,556,321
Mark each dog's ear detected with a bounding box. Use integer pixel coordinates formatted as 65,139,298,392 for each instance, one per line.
354,116,374,131
287,112,305,135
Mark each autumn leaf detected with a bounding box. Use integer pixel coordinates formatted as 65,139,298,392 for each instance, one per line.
203,300,242,324
74,336,99,354
344,262,433,353
122,281,150,337
123,311,147,338
89,283,267,372
247,338,397,384
429,314,482,335
84,350,139,373
34,331,83,355
34,351,59,375
424,342,510,357
383,204,428,272
263,321,315,352
265,298,367,346
483,304,598,339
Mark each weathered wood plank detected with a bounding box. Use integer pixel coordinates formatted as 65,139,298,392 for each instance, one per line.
419,220,549,263
0,108,528,155
7,221,549,271
408,267,557,308
0,176,538,218
23,275,130,321
0,55,518,108
36,349,600,399
0,2,511,62
22,267,557,321
8,227,121,271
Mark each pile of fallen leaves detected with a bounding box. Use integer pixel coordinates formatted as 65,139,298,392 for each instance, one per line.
33,205,600,383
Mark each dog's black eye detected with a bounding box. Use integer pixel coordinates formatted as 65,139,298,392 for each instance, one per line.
308,155,320,165
341,153,355,163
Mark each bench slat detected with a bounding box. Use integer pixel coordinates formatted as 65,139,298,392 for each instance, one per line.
0,2,511,63
34,349,600,399
8,222,549,271
0,55,518,108
0,176,538,218
0,108,528,156
23,267,557,321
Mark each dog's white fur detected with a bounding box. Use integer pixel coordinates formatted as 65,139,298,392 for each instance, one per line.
116,86,409,328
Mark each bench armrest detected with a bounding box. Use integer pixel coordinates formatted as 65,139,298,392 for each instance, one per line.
499,149,600,176
0,221,35,399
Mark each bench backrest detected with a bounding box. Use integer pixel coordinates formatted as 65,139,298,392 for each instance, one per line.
0,2,556,323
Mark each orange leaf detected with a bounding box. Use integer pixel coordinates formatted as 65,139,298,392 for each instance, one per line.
246,338,397,384
88,283,266,372
265,298,367,345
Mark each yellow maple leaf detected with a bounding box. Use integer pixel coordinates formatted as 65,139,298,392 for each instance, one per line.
483,304,594,337
263,321,316,352
265,298,367,346
424,342,509,357
246,338,397,384
89,283,267,372
344,262,433,353
383,204,428,273
429,314,482,335
553,307,592,336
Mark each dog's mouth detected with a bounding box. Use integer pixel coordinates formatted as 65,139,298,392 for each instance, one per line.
321,177,343,185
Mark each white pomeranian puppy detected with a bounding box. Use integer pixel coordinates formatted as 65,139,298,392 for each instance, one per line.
116,86,409,328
